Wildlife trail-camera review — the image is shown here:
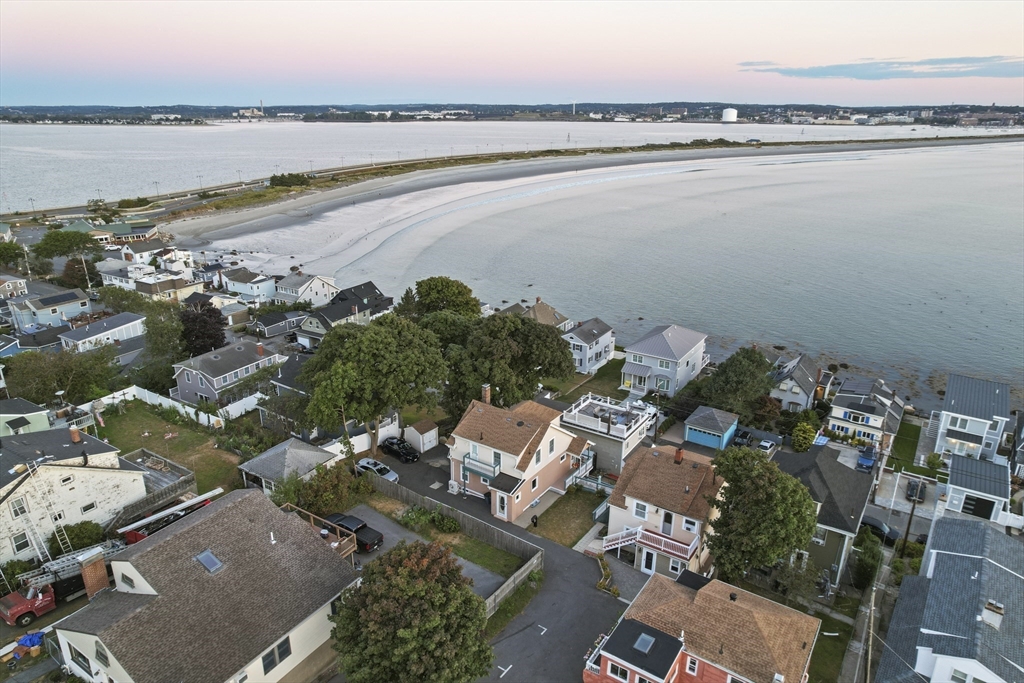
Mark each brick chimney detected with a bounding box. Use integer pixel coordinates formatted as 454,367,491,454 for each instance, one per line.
536,296,541,304
675,448,686,464
79,548,110,599
256,342,264,357
69,426,81,444
351,305,358,315
481,384,491,405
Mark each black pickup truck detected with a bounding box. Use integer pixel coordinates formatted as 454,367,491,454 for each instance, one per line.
322,513,384,553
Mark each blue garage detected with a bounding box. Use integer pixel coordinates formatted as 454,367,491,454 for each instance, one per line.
684,406,739,450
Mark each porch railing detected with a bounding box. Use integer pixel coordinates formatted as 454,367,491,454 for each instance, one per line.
602,527,699,560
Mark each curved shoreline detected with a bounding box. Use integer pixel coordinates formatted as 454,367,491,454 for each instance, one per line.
166,136,1021,244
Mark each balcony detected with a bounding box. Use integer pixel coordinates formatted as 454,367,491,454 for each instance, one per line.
564,448,596,489
700,353,711,370
584,633,609,674
49,406,95,431
603,526,700,560
462,454,501,479
562,393,654,440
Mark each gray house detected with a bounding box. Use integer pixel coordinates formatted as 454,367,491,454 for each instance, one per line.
0,398,50,436
944,454,1013,525
8,289,91,334
927,374,1011,462
620,324,708,397
171,341,286,406
562,317,614,374
250,310,308,338
59,312,146,352
238,438,343,494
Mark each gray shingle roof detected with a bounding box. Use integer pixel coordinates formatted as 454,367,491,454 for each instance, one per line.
771,445,872,535
943,373,1011,420
15,325,70,349
270,354,309,393
564,317,612,345
173,340,276,378
625,324,706,361
58,490,359,683
58,312,145,343
238,438,335,482
0,429,120,490
121,238,166,253
772,354,820,395
685,406,739,434
874,575,930,683
0,333,17,352
947,455,1010,499
0,397,45,416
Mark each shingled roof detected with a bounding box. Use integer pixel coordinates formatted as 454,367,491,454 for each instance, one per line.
771,445,872,535
623,573,819,683
238,438,336,483
451,399,562,470
608,447,722,520
625,324,706,361
684,406,739,434
57,490,358,683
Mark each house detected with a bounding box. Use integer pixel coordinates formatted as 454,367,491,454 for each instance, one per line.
330,280,394,319
14,325,70,352
770,354,833,411
0,398,50,436
560,393,658,475
171,341,286,406
62,219,116,244
219,267,277,305
296,298,377,348
272,272,338,308
7,289,91,333
195,261,226,283
119,239,167,264
404,420,439,453
683,406,739,450
111,335,148,371
0,222,12,242
772,445,873,580
927,374,1011,461
97,261,158,290
153,247,194,278
183,291,250,326
583,572,820,683
0,276,27,299
620,324,709,397
874,517,1022,683
828,378,905,452
250,310,309,338
943,454,1015,526
603,447,724,577
563,318,614,374
0,333,19,357
59,312,146,352
220,302,251,327
257,354,311,436
0,429,190,565
55,490,359,683
502,297,574,332
448,389,594,524
133,275,206,303
239,438,344,494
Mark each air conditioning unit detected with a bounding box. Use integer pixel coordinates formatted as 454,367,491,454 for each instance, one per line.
448,481,460,495
811,536,826,546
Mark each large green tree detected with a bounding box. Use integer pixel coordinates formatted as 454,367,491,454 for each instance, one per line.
706,447,817,580
692,346,775,419
97,288,186,391
3,347,121,405
395,276,481,320
305,315,446,452
179,302,226,357
32,231,102,289
332,541,492,683
0,241,24,269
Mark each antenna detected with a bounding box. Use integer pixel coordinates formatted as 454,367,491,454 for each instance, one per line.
260,99,264,116
270,532,276,545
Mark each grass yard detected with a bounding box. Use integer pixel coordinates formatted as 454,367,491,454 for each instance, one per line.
541,373,589,396
484,571,544,640
533,488,607,547
99,401,240,494
560,357,629,404
400,404,448,430
807,613,854,683
889,421,921,470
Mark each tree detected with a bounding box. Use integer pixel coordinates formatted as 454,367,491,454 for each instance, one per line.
305,315,446,453
59,257,98,291
27,253,54,278
773,558,820,608
791,422,816,452
48,520,104,557
692,346,774,420
332,541,492,683
32,231,101,289
3,347,121,405
751,394,781,428
0,241,23,269
852,527,882,590
706,447,817,580
397,276,481,320
179,302,226,356
98,287,153,314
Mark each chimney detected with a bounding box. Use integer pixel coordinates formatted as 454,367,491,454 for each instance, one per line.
536,296,541,304
482,384,492,405
816,368,823,383
80,548,110,599
256,342,264,357
352,305,358,315
674,448,685,464
69,426,81,443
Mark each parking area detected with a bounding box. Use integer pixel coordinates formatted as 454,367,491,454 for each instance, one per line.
343,504,505,598
873,470,940,519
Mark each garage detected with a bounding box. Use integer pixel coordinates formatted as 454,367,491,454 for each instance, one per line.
404,419,439,454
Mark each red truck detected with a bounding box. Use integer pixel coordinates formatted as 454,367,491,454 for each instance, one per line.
0,575,86,627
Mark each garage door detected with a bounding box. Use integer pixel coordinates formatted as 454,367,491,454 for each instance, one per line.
962,495,995,520
422,430,437,451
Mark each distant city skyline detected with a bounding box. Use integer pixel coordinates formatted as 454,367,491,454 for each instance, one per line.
1,1,1022,107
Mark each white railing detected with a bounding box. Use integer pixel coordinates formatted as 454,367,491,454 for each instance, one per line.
603,527,640,551
602,527,700,559
463,454,500,478
584,633,609,674
700,353,711,369
996,511,1024,530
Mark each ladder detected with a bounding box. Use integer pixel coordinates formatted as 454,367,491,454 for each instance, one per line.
25,460,74,557
17,540,127,589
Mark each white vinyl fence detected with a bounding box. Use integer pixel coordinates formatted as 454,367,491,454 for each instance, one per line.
81,385,265,429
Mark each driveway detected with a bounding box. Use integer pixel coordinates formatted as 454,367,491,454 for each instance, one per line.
394,459,625,683
344,504,504,598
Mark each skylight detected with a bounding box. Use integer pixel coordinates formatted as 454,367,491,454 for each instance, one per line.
633,633,655,654
196,549,224,574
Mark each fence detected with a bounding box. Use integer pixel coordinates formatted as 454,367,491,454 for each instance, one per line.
368,478,544,617
80,385,265,429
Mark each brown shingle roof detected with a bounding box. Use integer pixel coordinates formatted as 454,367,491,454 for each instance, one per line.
409,419,438,435
566,435,590,456
608,447,722,519
451,400,561,471
625,574,819,683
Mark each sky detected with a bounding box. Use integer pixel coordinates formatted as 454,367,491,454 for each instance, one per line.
1,1,1022,107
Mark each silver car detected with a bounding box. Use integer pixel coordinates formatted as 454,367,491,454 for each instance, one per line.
355,457,399,483
756,440,777,456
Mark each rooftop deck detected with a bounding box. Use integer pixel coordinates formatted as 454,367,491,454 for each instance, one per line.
562,393,656,439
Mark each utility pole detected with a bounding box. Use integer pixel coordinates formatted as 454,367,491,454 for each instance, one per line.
197,175,204,192
22,244,32,280
900,485,919,558
237,170,242,184
865,584,876,683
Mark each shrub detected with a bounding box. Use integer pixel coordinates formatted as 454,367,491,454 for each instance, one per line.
433,512,461,533
1,559,34,588
791,422,817,452
116,196,151,209
852,534,882,590
926,453,945,471
909,558,922,574
48,521,104,558
349,475,374,495
399,505,434,532
902,541,925,559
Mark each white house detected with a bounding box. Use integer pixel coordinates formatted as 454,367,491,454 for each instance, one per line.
403,420,439,453
55,490,360,683
219,268,277,305
562,318,614,374
770,354,833,412
620,324,708,396
272,273,339,308
828,378,905,452
927,374,1011,462
59,312,146,352
0,276,27,299
119,239,167,264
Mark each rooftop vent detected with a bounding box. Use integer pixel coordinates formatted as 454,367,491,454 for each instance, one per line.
729,592,738,602
196,549,224,574
985,599,1005,615
211,354,220,360
517,421,524,427
633,633,655,655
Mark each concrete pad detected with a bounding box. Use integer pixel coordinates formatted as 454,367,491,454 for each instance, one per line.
572,522,605,554
344,504,505,598
514,489,562,528
872,471,937,519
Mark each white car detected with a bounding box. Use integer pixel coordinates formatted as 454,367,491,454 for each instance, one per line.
756,440,777,456
355,457,399,483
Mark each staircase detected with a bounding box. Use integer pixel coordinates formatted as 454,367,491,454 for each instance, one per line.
603,527,640,551
24,460,74,558
924,411,941,441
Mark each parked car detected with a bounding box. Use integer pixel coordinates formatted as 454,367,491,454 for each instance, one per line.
905,479,927,503
856,446,877,473
860,515,901,546
756,440,777,456
733,430,753,447
355,457,399,483
914,533,928,545
322,513,384,554
380,436,419,463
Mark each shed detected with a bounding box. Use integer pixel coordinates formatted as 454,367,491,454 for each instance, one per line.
683,406,739,450
404,419,439,453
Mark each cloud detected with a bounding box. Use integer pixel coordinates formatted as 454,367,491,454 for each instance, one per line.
740,56,1024,80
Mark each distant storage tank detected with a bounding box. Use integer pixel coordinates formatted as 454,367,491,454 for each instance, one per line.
722,108,738,123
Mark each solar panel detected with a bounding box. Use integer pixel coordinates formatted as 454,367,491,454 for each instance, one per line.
38,291,81,306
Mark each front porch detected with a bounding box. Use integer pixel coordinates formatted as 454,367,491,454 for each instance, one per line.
619,361,651,396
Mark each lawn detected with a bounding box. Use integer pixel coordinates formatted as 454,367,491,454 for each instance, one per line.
98,401,241,494
400,404,448,430
533,488,607,547
484,571,544,640
541,372,589,396
807,613,854,683
560,357,629,404
889,421,921,470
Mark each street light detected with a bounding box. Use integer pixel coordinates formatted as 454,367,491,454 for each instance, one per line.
197,175,204,191
153,181,160,196
309,160,314,174
96,189,103,201
236,170,242,184
28,198,35,213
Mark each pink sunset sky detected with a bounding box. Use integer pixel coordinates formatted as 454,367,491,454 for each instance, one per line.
1,1,1022,106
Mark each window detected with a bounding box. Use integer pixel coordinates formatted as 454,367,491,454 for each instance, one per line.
950,671,968,683
515,493,521,502
81,502,96,514
989,420,1000,432
185,371,192,383
470,443,478,457
52,511,65,523
658,359,670,370
10,497,27,518
683,518,698,533
534,449,541,465
687,656,699,675
50,307,58,314
656,377,669,392
198,375,205,387
669,558,682,574
548,438,555,454
560,453,566,462
261,637,291,675
69,644,91,672
984,441,993,449
12,532,30,553
233,370,240,381
949,416,968,430
634,502,648,520
631,354,644,364
61,475,74,485
481,478,489,485
608,661,629,682
244,366,251,375
121,573,136,589
531,478,538,491
812,527,827,545
95,642,109,667
492,451,501,466
237,675,248,683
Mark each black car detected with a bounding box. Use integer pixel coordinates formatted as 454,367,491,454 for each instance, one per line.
733,430,753,447
380,436,419,463
860,515,901,547
322,513,384,554
905,479,927,503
